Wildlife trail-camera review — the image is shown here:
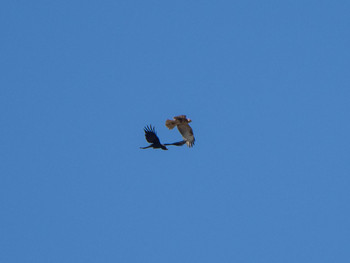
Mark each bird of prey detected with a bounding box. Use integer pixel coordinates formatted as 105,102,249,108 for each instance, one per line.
140,125,186,150
165,115,195,147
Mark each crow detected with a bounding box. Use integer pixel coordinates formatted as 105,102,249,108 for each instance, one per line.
140,125,186,150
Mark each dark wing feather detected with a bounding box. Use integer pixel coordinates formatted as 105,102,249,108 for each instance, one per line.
144,125,161,144
164,140,186,146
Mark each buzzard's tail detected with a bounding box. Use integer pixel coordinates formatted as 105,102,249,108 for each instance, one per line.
165,119,177,129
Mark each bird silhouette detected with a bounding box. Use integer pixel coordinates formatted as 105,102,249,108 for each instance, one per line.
140,125,186,150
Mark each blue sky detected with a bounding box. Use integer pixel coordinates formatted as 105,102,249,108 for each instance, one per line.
1,1,349,262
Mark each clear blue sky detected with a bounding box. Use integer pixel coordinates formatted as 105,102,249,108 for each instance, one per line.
1,1,349,262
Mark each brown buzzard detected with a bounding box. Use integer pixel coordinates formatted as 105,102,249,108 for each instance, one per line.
165,115,195,147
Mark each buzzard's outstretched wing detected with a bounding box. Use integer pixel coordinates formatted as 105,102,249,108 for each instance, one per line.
177,123,195,147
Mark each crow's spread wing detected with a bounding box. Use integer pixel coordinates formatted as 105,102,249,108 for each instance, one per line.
164,140,186,146
144,125,161,144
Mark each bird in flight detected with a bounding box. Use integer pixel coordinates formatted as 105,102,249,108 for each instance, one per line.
165,115,195,147
140,125,186,150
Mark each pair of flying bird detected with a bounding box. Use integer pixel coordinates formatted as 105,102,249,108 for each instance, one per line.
140,115,195,150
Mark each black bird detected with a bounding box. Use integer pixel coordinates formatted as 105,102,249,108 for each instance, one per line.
140,125,186,150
